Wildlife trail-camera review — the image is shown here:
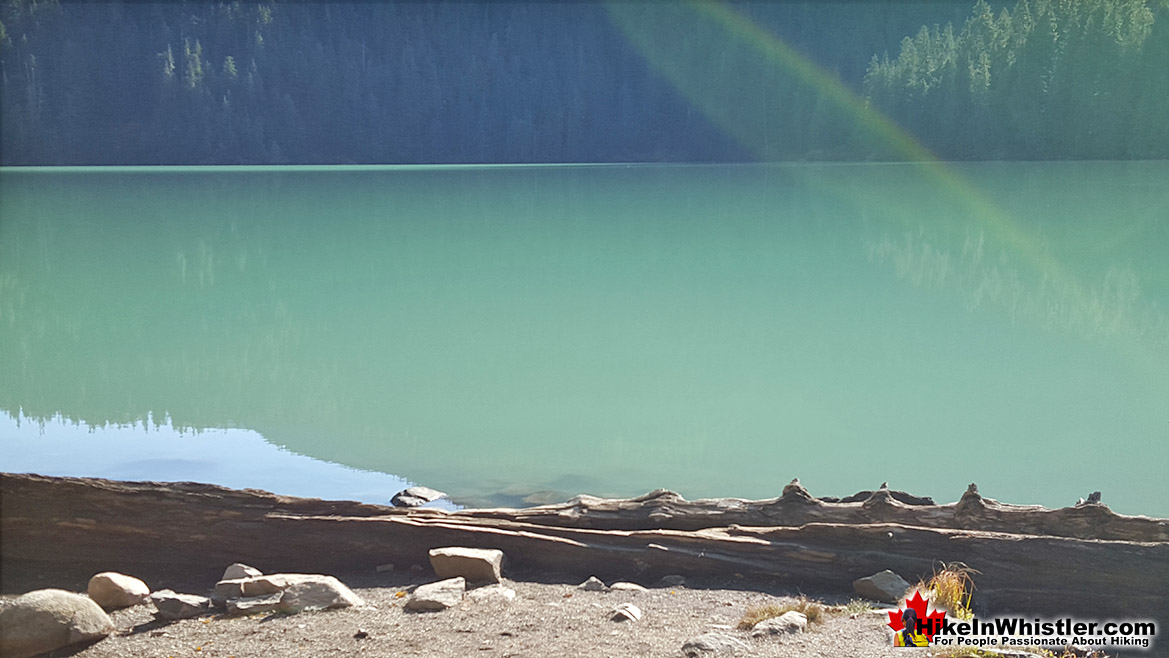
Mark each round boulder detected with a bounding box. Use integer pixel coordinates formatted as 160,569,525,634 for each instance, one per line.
852,569,911,603
88,572,150,610
0,589,114,658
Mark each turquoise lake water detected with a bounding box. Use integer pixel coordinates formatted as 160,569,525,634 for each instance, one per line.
1,162,1166,514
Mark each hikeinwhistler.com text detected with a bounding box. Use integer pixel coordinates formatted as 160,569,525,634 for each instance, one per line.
921,616,1157,650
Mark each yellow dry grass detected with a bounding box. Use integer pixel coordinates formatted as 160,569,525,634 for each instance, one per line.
919,562,978,620
736,596,825,630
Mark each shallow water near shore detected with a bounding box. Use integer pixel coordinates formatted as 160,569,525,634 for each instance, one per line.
1,162,1166,514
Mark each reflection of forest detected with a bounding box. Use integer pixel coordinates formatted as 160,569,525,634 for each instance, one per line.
0,171,330,433
869,230,1168,349
1,163,1166,500
862,162,1169,369
5,166,758,485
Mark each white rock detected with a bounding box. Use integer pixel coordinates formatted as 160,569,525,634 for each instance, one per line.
87,572,150,610
429,547,503,583
465,584,517,604
212,573,364,613
0,589,115,658
852,570,911,603
404,577,466,612
226,593,284,616
278,577,365,612
658,574,687,588
610,582,648,592
751,610,808,636
150,590,212,620
610,602,642,622
391,486,448,507
240,574,327,596
681,632,750,656
222,563,262,580
578,576,608,591
211,578,247,606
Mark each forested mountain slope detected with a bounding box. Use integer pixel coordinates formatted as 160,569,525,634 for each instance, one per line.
1,0,1165,164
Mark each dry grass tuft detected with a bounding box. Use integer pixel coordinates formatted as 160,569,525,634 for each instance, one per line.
919,562,978,620
737,603,785,630
841,598,876,615
736,596,825,630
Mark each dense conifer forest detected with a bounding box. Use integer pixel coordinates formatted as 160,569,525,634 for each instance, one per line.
1,0,1165,165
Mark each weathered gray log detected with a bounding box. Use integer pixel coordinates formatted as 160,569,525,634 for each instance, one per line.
3,473,1167,624
462,481,1169,542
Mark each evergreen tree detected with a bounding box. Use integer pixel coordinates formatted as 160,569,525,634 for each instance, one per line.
864,0,1160,160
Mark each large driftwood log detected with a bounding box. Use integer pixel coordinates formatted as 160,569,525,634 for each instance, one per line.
3,473,1167,622
462,480,1169,542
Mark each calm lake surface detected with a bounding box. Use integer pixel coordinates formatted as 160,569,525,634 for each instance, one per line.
2,162,1166,514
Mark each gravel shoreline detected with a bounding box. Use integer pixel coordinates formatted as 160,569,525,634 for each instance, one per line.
23,578,917,658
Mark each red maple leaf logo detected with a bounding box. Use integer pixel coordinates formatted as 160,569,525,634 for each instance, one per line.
887,590,947,642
